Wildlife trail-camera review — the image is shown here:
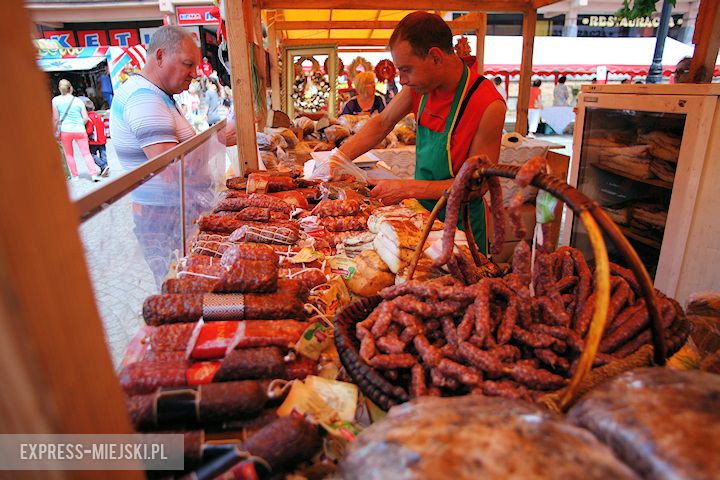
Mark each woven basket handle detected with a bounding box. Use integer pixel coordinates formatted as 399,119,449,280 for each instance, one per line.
408,162,666,410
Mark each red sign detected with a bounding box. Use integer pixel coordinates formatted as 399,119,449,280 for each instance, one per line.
108,29,140,47
176,6,217,25
77,30,108,47
43,30,77,48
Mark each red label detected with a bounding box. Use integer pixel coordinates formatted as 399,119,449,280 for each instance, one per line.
176,6,217,25
108,29,140,47
186,361,221,385
191,321,239,360
77,30,108,47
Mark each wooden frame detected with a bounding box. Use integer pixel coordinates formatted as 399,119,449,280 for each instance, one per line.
1,3,142,475
284,45,338,118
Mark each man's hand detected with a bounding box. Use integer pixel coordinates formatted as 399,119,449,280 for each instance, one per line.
369,179,413,205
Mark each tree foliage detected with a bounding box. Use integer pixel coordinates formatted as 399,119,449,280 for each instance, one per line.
616,0,677,20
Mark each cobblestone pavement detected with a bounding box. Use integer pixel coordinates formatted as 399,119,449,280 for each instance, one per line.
67,141,156,369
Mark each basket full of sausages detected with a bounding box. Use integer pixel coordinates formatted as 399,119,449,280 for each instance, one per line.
334,156,690,411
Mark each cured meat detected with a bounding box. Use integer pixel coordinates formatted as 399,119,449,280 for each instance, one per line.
213,193,294,214
190,321,239,359
319,215,367,232
162,277,218,294
198,214,296,234
213,347,285,381
269,190,310,210
119,360,188,395
220,243,278,267
228,224,301,245
246,173,296,193
212,259,278,293
147,323,195,352
231,320,308,350
143,290,305,325
312,199,361,217
279,268,327,290
126,380,268,430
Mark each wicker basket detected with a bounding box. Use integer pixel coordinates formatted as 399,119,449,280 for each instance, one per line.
334,162,672,412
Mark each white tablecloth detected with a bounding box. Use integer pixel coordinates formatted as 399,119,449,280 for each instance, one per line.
541,106,575,135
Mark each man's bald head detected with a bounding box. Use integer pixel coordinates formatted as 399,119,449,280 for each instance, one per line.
148,25,196,56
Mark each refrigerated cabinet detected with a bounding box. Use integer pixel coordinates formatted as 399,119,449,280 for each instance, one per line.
564,84,720,305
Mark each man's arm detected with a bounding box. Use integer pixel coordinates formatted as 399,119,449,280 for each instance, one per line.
467,99,506,163
143,142,178,160
337,86,413,160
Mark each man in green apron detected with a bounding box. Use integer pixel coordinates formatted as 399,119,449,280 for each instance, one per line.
329,11,505,254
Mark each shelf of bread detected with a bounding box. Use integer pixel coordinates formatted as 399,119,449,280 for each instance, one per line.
590,162,673,189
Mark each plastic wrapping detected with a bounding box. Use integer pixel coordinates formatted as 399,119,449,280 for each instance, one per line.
340,396,639,480
568,368,720,480
306,148,368,183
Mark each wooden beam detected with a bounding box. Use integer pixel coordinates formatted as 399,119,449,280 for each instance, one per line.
475,12,488,75
0,3,141,476
282,38,389,46
267,11,282,110
226,0,259,173
251,0,268,128
261,0,528,12
275,20,477,30
532,0,564,8
690,0,720,83
516,9,536,136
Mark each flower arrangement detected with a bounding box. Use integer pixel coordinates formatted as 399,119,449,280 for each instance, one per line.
292,71,331,113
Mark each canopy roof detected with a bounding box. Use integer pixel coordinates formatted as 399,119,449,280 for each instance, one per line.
335,36,711,76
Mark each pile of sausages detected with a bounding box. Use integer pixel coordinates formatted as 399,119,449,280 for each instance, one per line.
312,199,368,233
354,241,688,402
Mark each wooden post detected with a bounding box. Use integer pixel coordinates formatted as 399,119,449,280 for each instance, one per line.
226,0,259,173
516,8,536,136
0,4,141,478
475,12,487,75
690,0,720,83
267,10,282,111
252,0,268,128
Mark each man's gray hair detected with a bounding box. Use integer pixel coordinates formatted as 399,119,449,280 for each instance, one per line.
148,25,195,55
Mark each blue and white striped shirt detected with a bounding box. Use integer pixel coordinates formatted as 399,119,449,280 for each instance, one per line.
110,74,195,205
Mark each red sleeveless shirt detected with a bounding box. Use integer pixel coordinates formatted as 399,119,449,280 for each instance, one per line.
411,69,505,175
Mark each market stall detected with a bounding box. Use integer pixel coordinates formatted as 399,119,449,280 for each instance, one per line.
6,0,720,477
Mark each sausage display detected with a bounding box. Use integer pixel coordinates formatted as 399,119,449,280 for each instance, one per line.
351,241,687,401
126,380,269,430
312,199,361,217
213,193,294,214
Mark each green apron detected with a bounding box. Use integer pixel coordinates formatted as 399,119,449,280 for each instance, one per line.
416,67,489,255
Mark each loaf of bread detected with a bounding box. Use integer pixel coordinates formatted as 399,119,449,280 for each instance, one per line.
568,368,720,480
340,396,638,479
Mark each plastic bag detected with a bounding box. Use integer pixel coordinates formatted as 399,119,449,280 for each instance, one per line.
307,148,368,183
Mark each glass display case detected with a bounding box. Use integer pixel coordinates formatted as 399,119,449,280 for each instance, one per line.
564,84,720,305
74,123,227,366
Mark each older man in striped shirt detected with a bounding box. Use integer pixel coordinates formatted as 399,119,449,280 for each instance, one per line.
110,25,201,286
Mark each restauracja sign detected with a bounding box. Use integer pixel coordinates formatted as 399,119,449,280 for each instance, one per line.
581,15,683,28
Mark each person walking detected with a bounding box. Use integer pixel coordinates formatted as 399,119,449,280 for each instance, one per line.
528,79,543,136
52,79,101,182
84,100,109,177
98,65,114,108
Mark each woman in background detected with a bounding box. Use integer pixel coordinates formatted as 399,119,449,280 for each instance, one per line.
52,79,101,182
341,71,386,116
528,79,543,136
